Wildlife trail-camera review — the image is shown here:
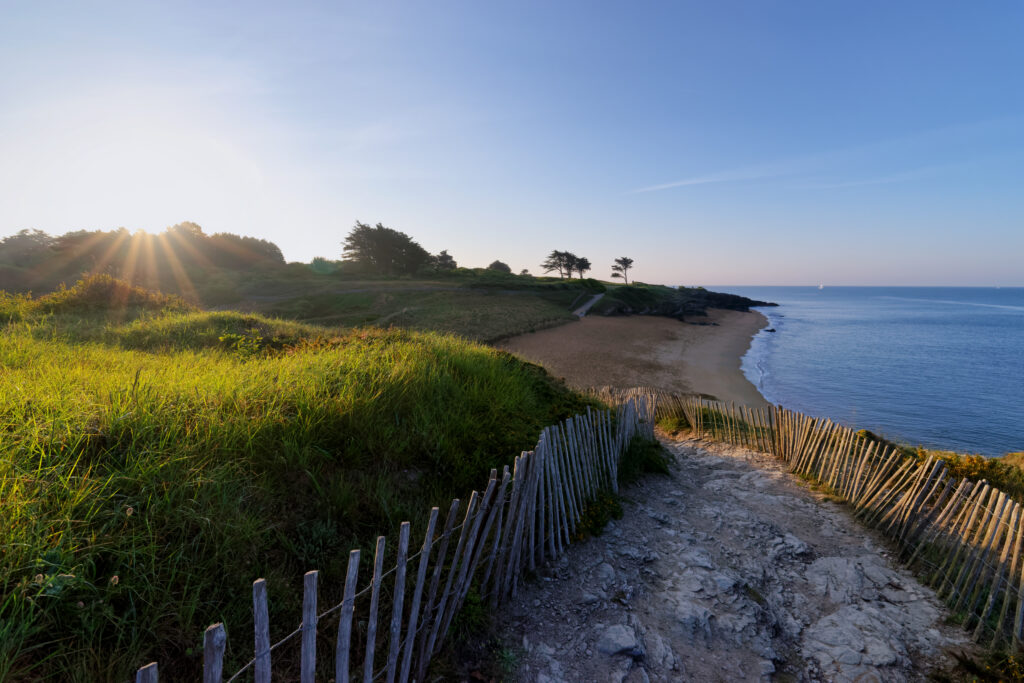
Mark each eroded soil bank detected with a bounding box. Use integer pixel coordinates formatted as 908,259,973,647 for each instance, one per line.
501,436,975,682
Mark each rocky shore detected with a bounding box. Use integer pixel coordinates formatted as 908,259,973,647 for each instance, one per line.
594,287,776,321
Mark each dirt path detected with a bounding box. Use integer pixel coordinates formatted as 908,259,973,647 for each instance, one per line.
501,436,974,682
573,293,605,317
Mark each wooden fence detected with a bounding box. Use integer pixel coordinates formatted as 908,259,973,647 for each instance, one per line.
645,392,1024,651
133,397,656,682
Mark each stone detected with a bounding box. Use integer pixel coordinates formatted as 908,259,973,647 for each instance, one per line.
675,599,714,641
596,563,617,586
596,624,640,657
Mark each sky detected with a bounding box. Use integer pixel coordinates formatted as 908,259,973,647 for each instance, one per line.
1,1,1022,286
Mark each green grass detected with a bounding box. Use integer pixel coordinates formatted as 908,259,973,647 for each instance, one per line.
263,287,579,342
0,280,600,680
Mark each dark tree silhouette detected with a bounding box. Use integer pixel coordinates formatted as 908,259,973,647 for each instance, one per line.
433,250,458,270
487,260,512,273
541,250,577,279
341,221,431,276
572,256,592,278
611,256,634,284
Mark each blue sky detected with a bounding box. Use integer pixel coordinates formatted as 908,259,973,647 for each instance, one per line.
1,1,1022,285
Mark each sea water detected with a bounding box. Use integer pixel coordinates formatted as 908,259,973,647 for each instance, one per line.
712,287,1024,456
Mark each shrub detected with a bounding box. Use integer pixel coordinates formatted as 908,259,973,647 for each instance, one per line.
36,274,194,314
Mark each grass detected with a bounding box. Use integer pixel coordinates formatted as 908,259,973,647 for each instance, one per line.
262,287,580,342
0,278,601,681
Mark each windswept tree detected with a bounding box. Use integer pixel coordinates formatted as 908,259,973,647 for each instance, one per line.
541,250,578,279
341,221,430,276
487,260,512,273
611,256,634,284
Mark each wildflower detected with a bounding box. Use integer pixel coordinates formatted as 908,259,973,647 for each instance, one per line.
110,575,119,586
126,506,134,517
33,574,44,585
77,601,84,608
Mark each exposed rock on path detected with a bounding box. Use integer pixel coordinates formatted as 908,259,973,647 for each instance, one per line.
501,437,973,682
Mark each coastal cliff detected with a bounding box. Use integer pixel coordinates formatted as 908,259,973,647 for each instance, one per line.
591,284,776,321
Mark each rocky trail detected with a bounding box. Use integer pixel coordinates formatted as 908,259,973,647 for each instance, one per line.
500,436,976,682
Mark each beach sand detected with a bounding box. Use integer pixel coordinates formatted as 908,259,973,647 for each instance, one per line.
497,309,769,406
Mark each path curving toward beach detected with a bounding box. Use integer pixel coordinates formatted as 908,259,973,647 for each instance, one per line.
501,436,973,682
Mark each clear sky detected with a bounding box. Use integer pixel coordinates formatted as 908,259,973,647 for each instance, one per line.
2,1,1022,286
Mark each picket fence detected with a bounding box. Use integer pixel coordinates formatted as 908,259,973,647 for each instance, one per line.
640,391,1024,651
133,397,656,683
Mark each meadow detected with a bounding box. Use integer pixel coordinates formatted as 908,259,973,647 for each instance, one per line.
0,277,599,680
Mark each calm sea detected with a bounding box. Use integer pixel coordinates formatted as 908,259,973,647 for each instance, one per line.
711,287,1024,456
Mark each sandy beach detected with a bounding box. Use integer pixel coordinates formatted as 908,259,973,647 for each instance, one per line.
497,309,769,406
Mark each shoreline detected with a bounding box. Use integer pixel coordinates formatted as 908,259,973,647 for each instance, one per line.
496,309,769,407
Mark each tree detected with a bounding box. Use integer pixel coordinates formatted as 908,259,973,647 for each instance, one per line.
433,250,457,271
487,260,512,273
611,256,634,284
342,221,430,276
519,268,530,276
573,256,592,278
540,250,577,279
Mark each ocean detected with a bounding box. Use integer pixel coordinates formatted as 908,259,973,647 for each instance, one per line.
712,287,1024,456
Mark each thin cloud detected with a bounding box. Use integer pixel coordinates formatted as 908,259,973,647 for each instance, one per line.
629,118,1010,195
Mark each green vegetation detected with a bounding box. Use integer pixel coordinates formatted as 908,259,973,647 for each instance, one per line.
590,282,679,314
617,438,672,485
856,430,1024,505
0,278,600,680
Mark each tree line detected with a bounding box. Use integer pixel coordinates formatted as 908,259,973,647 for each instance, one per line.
0,223,284,293
342,222,635,283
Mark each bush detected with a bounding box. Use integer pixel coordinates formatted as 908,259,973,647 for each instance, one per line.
36,274,194,314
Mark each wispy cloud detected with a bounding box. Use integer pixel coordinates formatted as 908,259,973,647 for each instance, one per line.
629,118,1011,195
629,167,781,193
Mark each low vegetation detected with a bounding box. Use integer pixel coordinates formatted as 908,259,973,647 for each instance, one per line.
0,277,600,680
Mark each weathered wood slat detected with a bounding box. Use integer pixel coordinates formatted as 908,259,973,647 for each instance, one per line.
203,623,226,683
400,507,438,683
253,579,271,683
426,491,479,657
417,498,460,669
335,549,361,683
135,662,158,683
362,536,386,683
301,571,318,683
385,523,410,683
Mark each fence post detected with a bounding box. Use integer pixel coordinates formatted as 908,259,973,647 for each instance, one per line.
253,579,271,683
135,662,158,683
301,571,318,683
362,536,387,683
385,523,411,683
335,549,361,683
203,623,226,683
400,507,439,683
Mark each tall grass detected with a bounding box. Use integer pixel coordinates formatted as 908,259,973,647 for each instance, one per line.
0,285,596,680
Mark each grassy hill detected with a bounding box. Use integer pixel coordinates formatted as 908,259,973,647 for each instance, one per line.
0,277,598,680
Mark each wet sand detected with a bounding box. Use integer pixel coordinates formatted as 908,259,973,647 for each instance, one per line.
497,309,769,407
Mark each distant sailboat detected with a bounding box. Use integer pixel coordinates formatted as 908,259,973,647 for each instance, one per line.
818,284,824,290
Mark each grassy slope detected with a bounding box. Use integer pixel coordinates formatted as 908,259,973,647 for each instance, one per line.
194,267,601,342
0,278,598,680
